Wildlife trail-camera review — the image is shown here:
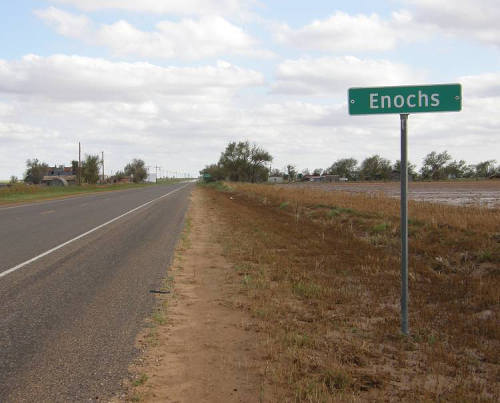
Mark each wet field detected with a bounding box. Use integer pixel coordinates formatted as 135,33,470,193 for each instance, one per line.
293,180,500,208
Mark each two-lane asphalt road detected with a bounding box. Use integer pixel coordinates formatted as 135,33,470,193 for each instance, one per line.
0,183,193,402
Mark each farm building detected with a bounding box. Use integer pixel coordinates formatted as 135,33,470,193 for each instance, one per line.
268,176,284,183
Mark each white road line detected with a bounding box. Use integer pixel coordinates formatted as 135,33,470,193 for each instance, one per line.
0,184,190,279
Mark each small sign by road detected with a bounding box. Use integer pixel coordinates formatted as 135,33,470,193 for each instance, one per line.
348,84,461,115
348,82,462,336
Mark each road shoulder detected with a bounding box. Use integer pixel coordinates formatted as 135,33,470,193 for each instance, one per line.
118,186,268,402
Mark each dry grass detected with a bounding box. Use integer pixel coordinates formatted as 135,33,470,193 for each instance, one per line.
202,182,499,402
234,182,500,232
0,183,151,204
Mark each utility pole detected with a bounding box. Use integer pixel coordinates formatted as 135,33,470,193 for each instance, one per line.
78,142,81,185
101,151,105,184
155,165,159,184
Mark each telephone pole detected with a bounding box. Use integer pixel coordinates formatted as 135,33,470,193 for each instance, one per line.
101,151,105,184
78,142,81,185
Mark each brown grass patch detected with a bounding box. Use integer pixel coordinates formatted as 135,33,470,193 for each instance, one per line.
0,182,151,204
203,182,499,402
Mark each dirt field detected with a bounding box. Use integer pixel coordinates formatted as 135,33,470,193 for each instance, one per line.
292,180,500,208
119,183,499,402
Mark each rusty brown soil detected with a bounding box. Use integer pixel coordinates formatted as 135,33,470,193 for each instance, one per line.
117,187,271,402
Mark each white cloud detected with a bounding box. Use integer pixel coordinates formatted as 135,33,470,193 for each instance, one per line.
272,56,425,96
273,10,430,52
407,0,500,28
0,54,263,178
48,0,251,16
0,55,264,102
34,7,91,39
0,121,64,180
0,102,14,117
97,16,269,59
1,74,499,180
36,8,270,60
273,3,500,52
406,0,500,47
460,72,500,98
275,12,396,52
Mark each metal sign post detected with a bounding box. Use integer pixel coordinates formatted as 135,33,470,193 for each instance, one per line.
400,114,409,335
348,83,462,335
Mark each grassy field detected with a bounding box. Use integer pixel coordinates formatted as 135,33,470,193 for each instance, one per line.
203,182,499,401
0,183,152,205
156,178,190,184
0,178,191,205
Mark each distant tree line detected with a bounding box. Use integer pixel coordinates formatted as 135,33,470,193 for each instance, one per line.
23,156,148,185
201,143,498,183
279,151,498,182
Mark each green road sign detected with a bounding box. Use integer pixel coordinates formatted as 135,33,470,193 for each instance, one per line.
348,83,462,335
348,83,461,115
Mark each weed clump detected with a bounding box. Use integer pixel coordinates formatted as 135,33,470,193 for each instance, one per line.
279,201,290,209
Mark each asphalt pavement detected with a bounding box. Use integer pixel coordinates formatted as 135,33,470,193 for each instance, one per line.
0,183,193,402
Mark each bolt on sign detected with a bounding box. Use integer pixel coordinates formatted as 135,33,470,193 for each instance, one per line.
348,83,462,336
348,84,461,115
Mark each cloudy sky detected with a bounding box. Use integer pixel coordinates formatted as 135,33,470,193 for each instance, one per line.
0,0,499,179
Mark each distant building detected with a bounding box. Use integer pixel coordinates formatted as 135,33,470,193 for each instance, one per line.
268,176,284,183
42,176,71,186
111,176,132,184
322,175,340,182
47,166,74,176
306,175,340,183
391,170,415,181
42,165,76,186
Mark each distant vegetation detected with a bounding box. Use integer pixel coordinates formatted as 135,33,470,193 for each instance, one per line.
0,156,175,204
24,159,49,184
202,143,499,182
200,141,272,182
124,159,148,183
82,154,101,184
18,156,153,185
319,151,498,181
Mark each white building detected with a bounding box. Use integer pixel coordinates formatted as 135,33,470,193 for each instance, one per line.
268,176,284,183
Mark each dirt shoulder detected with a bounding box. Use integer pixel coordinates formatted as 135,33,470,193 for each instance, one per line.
119,186,271,402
